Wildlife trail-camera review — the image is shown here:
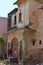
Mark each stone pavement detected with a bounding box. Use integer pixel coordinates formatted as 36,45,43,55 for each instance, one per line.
0,62,5,65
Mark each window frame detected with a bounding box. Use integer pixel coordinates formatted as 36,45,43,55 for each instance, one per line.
19,10,22,23
39,40,42,45
32,40,35,46
14,14,17,25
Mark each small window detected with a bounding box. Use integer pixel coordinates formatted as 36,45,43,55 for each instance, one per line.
14,14,16,24
32,40,35,45
33,11,35,16
19,10,22,23
39,40,42,45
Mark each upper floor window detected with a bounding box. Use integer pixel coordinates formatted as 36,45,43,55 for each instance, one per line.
19,10,22,23
14,14,16,25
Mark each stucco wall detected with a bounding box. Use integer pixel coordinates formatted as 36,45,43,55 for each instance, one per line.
29,0,39,30
11,0,29,29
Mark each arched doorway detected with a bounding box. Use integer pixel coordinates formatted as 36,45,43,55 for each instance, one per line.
11,37,19,57
11,37,18,50
10,37,24,63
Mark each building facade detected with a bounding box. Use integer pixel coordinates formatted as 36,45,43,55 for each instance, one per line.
23,0,43,59
7,0,29,60
7,0,43,60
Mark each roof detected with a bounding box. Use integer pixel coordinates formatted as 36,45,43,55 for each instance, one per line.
13,0,27,6
8,8,18,16
14,0,43,5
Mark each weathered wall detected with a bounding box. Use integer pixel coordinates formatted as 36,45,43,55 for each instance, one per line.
24,0,43,58
11,0,29,29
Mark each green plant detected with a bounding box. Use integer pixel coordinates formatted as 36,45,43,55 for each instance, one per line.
0,34,4,43
3,60,8,65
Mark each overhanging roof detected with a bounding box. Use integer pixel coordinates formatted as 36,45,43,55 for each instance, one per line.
13,0,18,4
8,8,18,16
13,0,27,6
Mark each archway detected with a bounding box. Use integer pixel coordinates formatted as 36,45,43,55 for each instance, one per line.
11,37,19,50
10,37,19,58
10,37,24,62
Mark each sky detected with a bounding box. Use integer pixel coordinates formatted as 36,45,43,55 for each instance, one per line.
0,0,18,17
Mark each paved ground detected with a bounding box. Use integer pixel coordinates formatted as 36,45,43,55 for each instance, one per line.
0,61,43,65
0,62,5,65
0,59,43,65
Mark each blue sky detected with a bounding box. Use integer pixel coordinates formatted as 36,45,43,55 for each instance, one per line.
0,0,18,17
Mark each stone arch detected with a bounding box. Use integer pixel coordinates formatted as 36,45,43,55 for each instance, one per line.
8,36,19,57
10,36,25,60
11,36,19,49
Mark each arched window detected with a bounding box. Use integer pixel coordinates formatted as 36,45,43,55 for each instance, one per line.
19,10,22,23
14,14,16,25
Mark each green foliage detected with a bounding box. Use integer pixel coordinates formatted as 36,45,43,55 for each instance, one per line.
0,38,4,41
3,60,8,65
0,35,4,42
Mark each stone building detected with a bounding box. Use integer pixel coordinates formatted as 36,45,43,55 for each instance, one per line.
25,0,43,58
7,0,43,60
7,0,29,60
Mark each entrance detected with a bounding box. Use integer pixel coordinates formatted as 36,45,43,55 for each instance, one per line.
8,37,24,64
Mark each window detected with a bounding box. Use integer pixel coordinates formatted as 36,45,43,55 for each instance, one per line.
39,40,42,45
32,40,35,45
19,10,22,23
14,14,16,24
